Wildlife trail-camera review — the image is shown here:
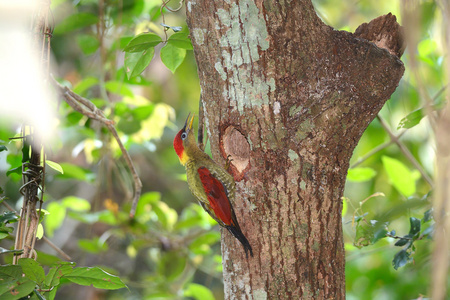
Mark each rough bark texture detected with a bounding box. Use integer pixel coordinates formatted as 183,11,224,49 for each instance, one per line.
185,1,404,299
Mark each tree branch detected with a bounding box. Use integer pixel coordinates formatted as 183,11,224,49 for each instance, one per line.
376,115,434,187
350,130,407,168
51,76,142,218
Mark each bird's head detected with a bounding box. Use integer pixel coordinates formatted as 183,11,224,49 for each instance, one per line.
173,113,196,166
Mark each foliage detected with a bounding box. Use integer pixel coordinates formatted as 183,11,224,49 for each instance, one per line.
0,259,125,300
327,0,443,298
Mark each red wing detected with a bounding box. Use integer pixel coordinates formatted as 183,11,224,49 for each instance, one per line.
197,167,233,226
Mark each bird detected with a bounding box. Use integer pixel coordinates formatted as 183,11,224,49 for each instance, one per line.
173,113,253,258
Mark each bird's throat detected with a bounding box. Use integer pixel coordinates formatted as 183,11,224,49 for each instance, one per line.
178,151,189,166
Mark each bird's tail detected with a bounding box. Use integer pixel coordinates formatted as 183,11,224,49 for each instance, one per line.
225,225,254,258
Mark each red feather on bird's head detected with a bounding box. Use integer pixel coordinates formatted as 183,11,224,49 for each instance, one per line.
173,113,194,165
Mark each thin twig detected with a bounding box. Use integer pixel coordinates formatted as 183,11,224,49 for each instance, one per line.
42,236,72,261
160,0,185,41
107,123,143,217
51,76,142,218
350,130,407,168
376,115,434,187
161,0,184,13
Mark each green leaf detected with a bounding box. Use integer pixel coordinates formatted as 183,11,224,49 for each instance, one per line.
77,34,99,55
105,81,134,97
418,39,437,57
44,202,67,237
0,224,14,240
394,238,410,247
347,167,377,182
123,33,162,52
397,108,424,129
117,118,141,135
64,267,126,290
38,209,49,223
46,160,63,174
62,196,91,212
160,43,186,73
68,210,117,225
408,217,421,238
6,166,21,177
151,201,178,230
184,283,215,300
45,262,75,287
73,77,99,95
354,220,387,248
22,142,30,163
189,231,221,254
397,101,445,130
372,226,388,244
0,264,22,280
35,251,62,266
36,224,44,239
423,208,433,223
421,224,434,238
115,67,152,86
135,192,161,218
78,238,108,253
66,112,84,125
18,258,46,285
382,156,416,197
0,212,18,224
132,105,154,121
0,145,7,152
0,277,35,300
341,197,348,216
392,249,411,270
33,289,45,300
114,102,129,117
157,251,187,281
56,163,90,181
54,13,98,34
7,152,22,170
168,32,193,50
174,214,203,230
119,36,133,50
124,48,155,80
47,289,57,300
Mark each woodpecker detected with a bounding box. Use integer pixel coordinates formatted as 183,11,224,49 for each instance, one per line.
173,113,253,258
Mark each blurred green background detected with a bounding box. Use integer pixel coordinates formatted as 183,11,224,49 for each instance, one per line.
0,0,444,299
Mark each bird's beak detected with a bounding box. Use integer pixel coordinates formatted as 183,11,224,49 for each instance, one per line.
183,113,195,132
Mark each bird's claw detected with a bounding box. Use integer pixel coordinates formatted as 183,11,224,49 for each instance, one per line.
225,154,233,171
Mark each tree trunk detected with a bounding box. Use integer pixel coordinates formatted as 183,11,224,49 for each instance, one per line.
185,1,404,298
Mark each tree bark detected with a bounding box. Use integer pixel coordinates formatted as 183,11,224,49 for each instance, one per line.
185,1,404,299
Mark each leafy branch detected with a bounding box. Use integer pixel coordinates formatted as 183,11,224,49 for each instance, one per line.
353,206,434,270
51,76,142,218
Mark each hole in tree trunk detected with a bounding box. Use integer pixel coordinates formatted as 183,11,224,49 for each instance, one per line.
221,126,250,179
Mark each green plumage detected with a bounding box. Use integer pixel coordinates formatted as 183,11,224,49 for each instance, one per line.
185,153,236,226
173,114,253,257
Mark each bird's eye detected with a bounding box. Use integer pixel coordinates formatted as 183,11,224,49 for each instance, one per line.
181,132,187,140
